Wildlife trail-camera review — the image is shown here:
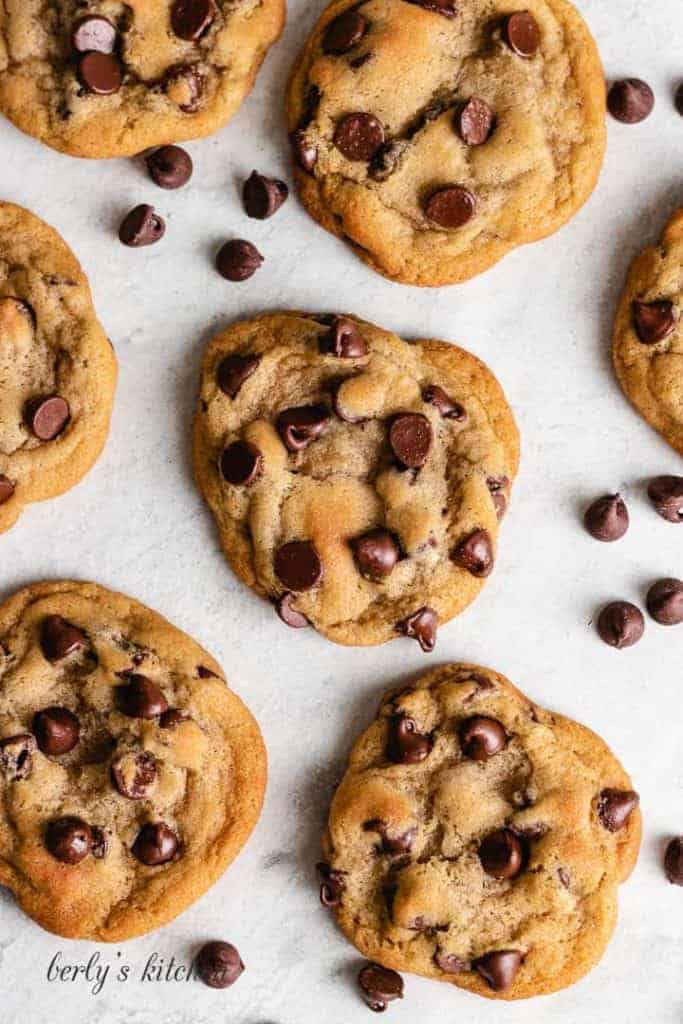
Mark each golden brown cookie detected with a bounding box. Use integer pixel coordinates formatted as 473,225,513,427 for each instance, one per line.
0,581,267,942
193,312,519,649
286,0,606,286
613,208,683,455
0,202,117,534
0,0,285,158
320,664,641,1000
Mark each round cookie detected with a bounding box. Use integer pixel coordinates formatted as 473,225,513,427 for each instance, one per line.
319,664,641,1000
193,312,519,649
613,208,683,456
0,202,117,534
286,0,606,287
0,581,267,942
0,0,285,158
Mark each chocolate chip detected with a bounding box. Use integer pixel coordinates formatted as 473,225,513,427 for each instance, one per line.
597,601,644,649
164,63,203,112
277,404,330,451
195,941,244,989
274,540,323,592
320,316,368,358
0,734,36,781
33,707,80,756
334,113,385,162
118,205,166,247
365,820,416,855
217,353,260,398
608,79,655,124
0,475,14,504
387,715,432,764
646,578,683,625
407,0,457,16
503,12,540,57
131,822,179,865
460,716,507,761
396,606,438,652
664,837,683,885
117,675,169,718
423,384,465,420
632,300,675,343
243,170,289,220
647,475,683,522
171,0,216,40
275,592,310,628
78,51,122,94
425,186,476,228
597,788,639,831
351,530,400,581
456,97,494,145
389,413,432,468
216,240,263,281
220,441,263,486
487,476,508,520
451,529,494,577
318,862,345,906
323,11,368,53
474,950,523,991
111,751,157,799
479,828,526,879
197,665,218,679
40,615,86,661
370,139,407,180
558,866,571,888
584,494,629,542
676,84,683,116
25,396,70,441
71,15,117,53
159,708,190,729
46,816,92,864
91,826,109,859
358,963,404,1013
435,951,470,973
146,145,193,189
291,130,317,172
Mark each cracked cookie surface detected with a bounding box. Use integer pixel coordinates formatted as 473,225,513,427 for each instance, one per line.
320,664,641,1000
0,581,267,941
286,0,605,286
0,201,117,534
0,0,284,158
193,312,519,649
613,208,683,456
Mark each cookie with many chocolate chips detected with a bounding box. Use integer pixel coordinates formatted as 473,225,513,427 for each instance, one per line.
193,312,518,648
286,0,605,286
320,664,641,1000
0,581,266,941
613,208,683,455
0,202,116,535
0,0,284,158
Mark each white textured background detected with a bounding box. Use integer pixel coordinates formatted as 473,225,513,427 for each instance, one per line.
1,1,682,1021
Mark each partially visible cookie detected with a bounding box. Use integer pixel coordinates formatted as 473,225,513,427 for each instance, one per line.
0,581,267,942
613,209,683,455
286,0,605,286
0,202,117,534
320,664,641,1000
0,0,285,158
193,312,519,649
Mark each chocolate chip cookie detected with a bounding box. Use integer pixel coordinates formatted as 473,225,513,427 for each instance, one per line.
193,312,519,649
286,0,606,286
613,208,683,455
0,202,117,535
320,664,641,1000
0,581,267,941
0,0,284,158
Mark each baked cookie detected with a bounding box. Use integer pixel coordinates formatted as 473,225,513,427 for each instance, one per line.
286,0,605,287
613,209,683,456
0,581,267,942
0,202,117,534
319,664,641,1000
0,0,284,158
193,312,519,649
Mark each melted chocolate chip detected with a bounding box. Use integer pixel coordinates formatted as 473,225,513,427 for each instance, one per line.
220,441,263,486
597,789,639,832
647,475,683,522
91,826,109,859
319,316,368,358
217,353,260,398
117,675,169,719
171,0,216,41
396,606,438,651
277,405,330,451
456,97,494,145
387,715,432,764
425,186,477,228
474,950,523,991
33,707,80,756
40,615,86,661
435,951,470,974
275,593,311,628
159,708,190,729
632,300,675,343
46,816,92,864
351,529,400,581
71,15,117,53
584,494,629,541
646,578,683,625
423,384,465,420
195,941,244,989
451,529,494,577
318,861,345,906
274,540,323,592
111,751,157,799
389,413,433,468
25,396,70,440
243,170,289,220
131,822,179,865
608,79,655,124
479,828,527,879
78,52,122,94
358,963,404,1012
216,240,263,281
407,0,457,15
146,145,193,189
503,12,540,57
164,63,203,112
0,475,14,504
334,113,385,161
119,205,165,247
0,734,36,781
291,130,317,172
364,819,416,855
323,11,368,54
487,476,508,519
596,601,644,649
460,716,507,760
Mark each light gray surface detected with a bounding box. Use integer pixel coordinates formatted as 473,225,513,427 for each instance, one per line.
0,1,682,1021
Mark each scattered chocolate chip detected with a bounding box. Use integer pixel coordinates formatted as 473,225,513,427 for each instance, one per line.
0,734,36,781
407,0,457,15
323,11,368,54
334,113,385,161
632,300,675,343
274,540,323,592
118,205,165,247
584,494,629,541
40,615,86,662
358,962,404,1013
117,675,169,719
171,0,216,41
365,820,416,855
646,578,683,625
195,941,244,989
91,826,108,859
456,97,494,145
164,63,203,112
146,145,193,189
320,316,368,357
243,170,289,220
647,475,683,522
33,707,80,756
423,385,465,420
71,15,117,53
220,440,263,486
277,405,330,451
425,186,476,228
351,530,400,581
596,601,644,649
0,475,14,504
597,788,639,831
111,751,157,799
159,708,190,729
487,476,508,519
291,130,317,172
435,951,470,974
389,413,432,468
318,862,345,906
217,353,260,398
676,83,683,116
479,828,526,879
387,715,432,764
78,51,122,94
451,529,494,577
608,79,655,124
216,239,263,281
460,716,507,761
664,837,683,885
46,816,92,864
396,606,438,652
474,950,523,991
503,12,540,57
132,822,179,865
25,396,70,441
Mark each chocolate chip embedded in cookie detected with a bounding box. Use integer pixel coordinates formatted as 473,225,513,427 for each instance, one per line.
0,581,266,942
320,664,641,1000
0,203,117,536
193,312,519,648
